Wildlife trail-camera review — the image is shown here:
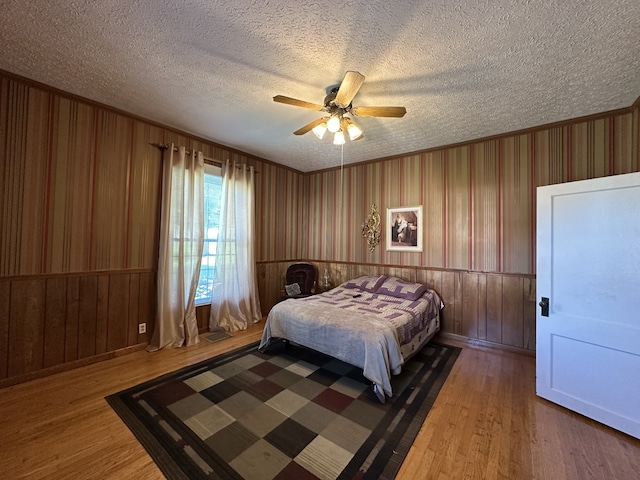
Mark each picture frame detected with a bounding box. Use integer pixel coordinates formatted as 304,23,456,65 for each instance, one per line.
386,206,423,252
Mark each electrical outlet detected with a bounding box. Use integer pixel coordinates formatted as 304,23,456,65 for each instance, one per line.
138,323,147,334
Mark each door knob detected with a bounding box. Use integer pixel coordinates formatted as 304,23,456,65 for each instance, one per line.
539,297,549,317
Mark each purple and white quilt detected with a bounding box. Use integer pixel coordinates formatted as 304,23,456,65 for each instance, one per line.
259,276,442,399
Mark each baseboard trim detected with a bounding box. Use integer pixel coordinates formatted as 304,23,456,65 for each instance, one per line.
437,332,536,357
0,343,148,389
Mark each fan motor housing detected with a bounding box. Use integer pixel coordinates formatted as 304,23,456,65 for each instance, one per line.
324,89,351,115
323,88,338,106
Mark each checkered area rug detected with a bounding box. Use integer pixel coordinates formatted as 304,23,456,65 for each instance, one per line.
107,340,460,480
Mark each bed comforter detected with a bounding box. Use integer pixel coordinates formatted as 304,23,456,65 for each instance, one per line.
258,283,442,399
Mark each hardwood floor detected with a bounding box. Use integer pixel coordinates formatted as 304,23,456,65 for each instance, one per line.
1,321,638,480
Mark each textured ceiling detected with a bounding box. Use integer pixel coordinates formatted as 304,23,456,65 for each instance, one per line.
1,0,639,172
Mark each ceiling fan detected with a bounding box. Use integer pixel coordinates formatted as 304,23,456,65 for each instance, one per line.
273,71,406,145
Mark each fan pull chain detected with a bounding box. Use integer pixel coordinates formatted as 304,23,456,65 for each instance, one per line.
339,144,344,259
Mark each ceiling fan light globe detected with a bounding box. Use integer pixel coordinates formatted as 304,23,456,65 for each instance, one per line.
347,122,363,141
312,123,327,139
327,116,341,133
333,130,345,145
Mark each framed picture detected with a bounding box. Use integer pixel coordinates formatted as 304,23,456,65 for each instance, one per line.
386,206,423,252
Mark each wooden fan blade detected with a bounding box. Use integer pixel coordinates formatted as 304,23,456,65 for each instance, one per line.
352,106,407,117
293,117,328,135
334,71,365,107
273,95,325,111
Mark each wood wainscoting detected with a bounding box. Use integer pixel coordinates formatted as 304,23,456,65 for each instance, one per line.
257,261,536,354
0,270,155,387
0,262,534,387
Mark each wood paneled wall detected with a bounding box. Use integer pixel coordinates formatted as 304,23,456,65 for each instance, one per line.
0,71,301,385
0,271,154,387
257,261,536,352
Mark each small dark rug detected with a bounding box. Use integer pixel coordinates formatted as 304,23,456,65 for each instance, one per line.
106,340,460,480
203,331,232,344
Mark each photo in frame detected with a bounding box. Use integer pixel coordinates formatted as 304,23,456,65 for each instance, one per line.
387,206,423,252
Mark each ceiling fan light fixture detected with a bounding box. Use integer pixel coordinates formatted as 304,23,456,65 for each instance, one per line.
312,122,327,139
274,71,405,144
347,121,363,141
327,115,341,133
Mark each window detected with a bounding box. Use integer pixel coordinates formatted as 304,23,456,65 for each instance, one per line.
195,164,222,305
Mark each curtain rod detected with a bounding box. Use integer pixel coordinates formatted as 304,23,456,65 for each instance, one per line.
150,143,258,172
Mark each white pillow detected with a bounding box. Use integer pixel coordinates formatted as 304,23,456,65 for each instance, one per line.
284,283,301,296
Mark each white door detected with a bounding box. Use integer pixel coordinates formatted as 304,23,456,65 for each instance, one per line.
536,171,640,440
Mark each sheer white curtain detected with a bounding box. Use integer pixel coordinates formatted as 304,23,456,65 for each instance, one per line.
209,160,262,331
147,145,204,351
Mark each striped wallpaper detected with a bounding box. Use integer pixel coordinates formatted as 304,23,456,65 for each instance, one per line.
302,108,640,275
0,73,302,278
2,71,638,278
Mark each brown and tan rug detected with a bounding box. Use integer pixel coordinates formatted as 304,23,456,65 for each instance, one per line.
106,339,460,480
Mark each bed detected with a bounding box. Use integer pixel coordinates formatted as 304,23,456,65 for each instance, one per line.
258,275,443,402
